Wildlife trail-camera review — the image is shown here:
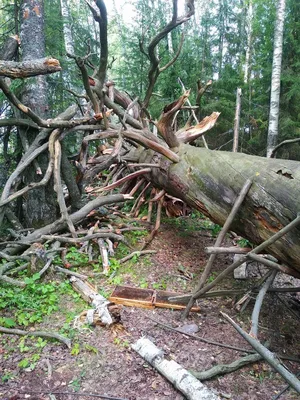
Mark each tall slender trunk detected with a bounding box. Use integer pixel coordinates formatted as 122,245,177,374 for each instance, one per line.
244,0,253,84
266,0,286,158
60,0,75,55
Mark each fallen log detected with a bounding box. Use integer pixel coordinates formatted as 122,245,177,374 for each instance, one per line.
132,337,220,400
151,144,300,272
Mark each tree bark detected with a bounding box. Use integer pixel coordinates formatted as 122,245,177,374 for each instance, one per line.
19,0,57,228
0,58,61,78
150,144,300,272
266,0,286,158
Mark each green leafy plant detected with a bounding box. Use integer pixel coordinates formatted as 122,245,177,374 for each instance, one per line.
84,344,98,354
71,343,80,356
237,238,253,248
65,246,89,266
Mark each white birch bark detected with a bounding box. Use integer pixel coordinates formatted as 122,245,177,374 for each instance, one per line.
132,337,220,400
60,0,75,55
244,0,253,84
266,0,286,158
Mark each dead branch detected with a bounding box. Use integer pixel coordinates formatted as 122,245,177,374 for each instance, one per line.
5,194,131,255
94,168,152,193
17,389,128,400
270,137,300,158
0,326,71,348
0,57,61,78
143,0,195,108
177,77,209,148
124,130,180,162
146,314,255,354
247,253,300,278
0,77,92,129
119,250,156,264
190,353,262,381
205,246,252,254
221,312,300,394
53,135,77,238
42,232,124,244
157,91,190,148
249,270,277,338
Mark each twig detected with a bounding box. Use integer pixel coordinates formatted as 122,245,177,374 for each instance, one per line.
0,326,71,348
220,312,300,394
119,250,156,264
146,314,255,354
94,168,152,193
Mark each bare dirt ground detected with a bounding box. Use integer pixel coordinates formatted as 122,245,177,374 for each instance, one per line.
1,217,300,400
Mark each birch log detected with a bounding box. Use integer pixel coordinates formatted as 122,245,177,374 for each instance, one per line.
132,337,220,400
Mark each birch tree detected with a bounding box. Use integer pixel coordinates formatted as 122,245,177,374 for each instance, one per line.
266,0,286,158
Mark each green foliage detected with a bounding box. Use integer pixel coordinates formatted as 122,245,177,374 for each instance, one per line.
0,279,79,328
237,238,253,248
65,246,89,266
71,342,80,356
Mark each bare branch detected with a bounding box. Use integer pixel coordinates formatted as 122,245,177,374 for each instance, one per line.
143,0,195,108
0,57,61,78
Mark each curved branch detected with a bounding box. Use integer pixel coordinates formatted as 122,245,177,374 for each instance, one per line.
6,194,131,254
0,326,71,348
270,137,300,158
159,32,185,73
124,130,180,162
0,78,89,129
68,52,100,113
143,0,195,108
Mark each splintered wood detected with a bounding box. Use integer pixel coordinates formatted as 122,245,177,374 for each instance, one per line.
109,285,200,312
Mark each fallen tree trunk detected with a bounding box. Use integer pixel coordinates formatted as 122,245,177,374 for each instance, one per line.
132,337,220,400
150,144,300,272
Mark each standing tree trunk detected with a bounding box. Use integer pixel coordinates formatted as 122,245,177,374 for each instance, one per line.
244,0,253,84
60,0,75,55
266,0,286,158
20,0,57,227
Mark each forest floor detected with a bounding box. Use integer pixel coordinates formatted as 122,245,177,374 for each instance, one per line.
1,215,300,400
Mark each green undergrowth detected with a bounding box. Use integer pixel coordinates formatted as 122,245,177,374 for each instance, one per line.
163,211,222,237
0,277,82,329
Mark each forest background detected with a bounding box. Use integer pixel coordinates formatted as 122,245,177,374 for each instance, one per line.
0,0,299,186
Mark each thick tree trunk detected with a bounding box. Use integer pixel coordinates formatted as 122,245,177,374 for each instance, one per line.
20,0,57,228
151,144,300,272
